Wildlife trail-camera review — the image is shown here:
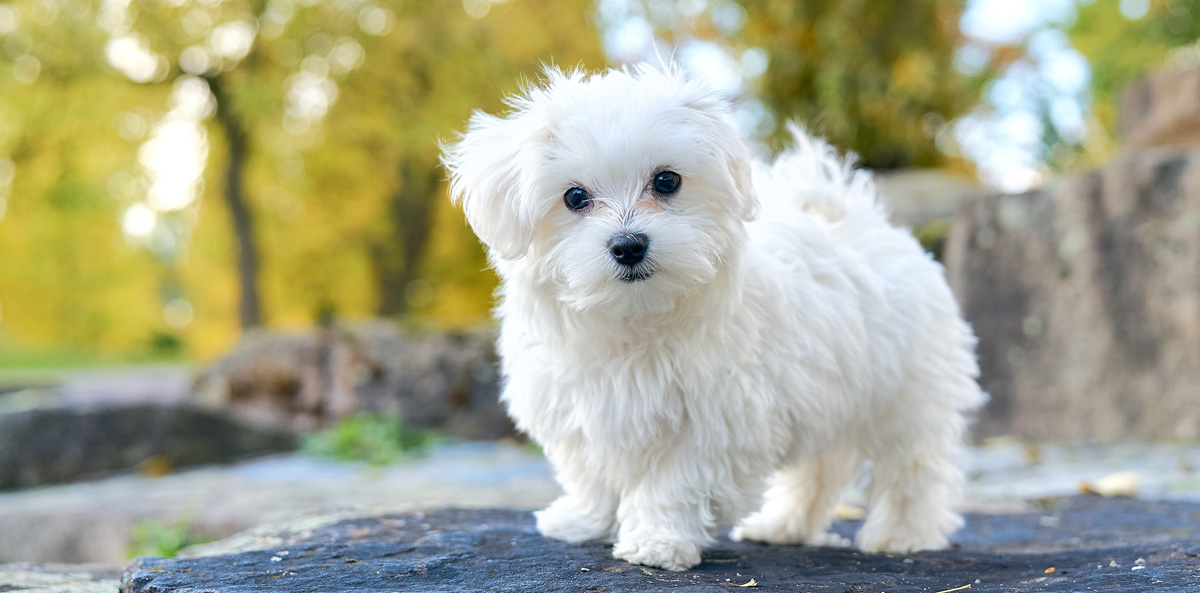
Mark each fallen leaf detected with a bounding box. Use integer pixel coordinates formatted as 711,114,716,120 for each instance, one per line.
934,585,971,593
835,502,865,521
728,578,757,587
1080,472,1140,497
137,455,173,478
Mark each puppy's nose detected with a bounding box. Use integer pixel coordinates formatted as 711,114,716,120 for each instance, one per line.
608,232,649,266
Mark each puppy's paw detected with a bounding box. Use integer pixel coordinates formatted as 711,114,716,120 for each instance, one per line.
856,525,948,554
731,511,800,544
732,513,849,548
613,535,701,572
534,496,615,543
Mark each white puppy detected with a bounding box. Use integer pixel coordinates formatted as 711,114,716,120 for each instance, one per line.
441,66,984,572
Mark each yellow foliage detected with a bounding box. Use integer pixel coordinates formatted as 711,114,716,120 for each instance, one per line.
0,78,168,356
412,186,498,328
0,0,604,363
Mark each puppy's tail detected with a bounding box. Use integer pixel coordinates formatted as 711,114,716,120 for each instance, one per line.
761,124,887,224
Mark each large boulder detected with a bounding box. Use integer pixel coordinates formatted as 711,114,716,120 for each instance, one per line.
946,149,1200,441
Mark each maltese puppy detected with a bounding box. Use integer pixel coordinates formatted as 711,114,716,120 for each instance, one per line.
442,66,984,572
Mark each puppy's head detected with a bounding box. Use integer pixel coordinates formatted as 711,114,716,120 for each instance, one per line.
442,66,756,317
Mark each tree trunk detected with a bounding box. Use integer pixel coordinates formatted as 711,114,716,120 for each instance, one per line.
371,158,442,317
206,74,262,329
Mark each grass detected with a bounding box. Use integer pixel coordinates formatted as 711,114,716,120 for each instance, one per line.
127,516,210,559
523,439,544,457
302,413,439,466
0,349,188,370
913,217,952,261
0,344,190,387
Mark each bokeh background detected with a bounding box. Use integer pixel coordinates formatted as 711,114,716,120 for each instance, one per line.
1,0,1196,364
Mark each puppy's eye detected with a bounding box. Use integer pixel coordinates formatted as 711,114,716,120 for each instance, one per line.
653,171,682,195
563,187,591,212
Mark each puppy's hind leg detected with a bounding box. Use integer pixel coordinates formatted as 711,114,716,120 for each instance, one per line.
732,449,861,547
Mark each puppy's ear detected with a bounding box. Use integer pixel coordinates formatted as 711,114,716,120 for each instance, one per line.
685,94,759,221
442,107,549,260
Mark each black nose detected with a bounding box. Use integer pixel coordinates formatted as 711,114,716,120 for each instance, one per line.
608,232,649,266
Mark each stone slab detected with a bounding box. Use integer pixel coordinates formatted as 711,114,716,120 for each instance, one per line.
123,496,1200,592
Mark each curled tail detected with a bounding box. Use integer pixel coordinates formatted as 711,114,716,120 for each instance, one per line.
757,124,887,224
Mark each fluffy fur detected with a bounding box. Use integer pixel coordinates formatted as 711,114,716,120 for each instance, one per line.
441,66,985,572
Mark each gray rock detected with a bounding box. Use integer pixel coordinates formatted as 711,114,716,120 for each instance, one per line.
1121,65,1200,150
191,329,366,433
353,327,509,440
945,149,1200,441
123,496,1200,592
0,399,295,490
194,325,514,440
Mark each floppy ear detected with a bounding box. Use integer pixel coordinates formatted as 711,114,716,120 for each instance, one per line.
441,107,549,260
685,94,758,221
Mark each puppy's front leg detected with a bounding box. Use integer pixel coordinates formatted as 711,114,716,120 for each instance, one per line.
536,485,618,543
612,468,714,571
535,443,619,543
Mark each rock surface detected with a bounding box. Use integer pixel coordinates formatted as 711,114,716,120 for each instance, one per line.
123,496,1200,592
945,148,1200,441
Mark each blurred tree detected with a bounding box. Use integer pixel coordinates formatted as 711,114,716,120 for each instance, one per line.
317,0,605,319
0,1,168,355
742,0,986,169
1070,0,1200,146
207,72,261,329
0,0,604,360
637,0,994,170
110,0,379,330
126,0,605,330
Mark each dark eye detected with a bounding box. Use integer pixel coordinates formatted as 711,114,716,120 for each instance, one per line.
653,171,681,195
563,187,591,212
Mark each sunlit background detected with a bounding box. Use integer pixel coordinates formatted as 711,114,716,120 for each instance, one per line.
0,0,1197,364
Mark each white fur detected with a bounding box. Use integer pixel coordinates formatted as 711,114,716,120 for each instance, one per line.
442,66,985,572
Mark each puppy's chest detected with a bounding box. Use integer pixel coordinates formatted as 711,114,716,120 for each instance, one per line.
578,344,683,391
520,346,742,445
